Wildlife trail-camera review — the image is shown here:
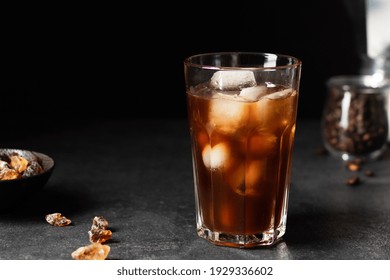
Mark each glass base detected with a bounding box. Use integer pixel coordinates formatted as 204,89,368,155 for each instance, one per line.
197,225,285,248
324,143,388,162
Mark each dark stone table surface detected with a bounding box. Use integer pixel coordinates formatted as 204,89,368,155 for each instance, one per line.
1,118,390,260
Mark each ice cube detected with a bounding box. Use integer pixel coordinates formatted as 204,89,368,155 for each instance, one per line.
239,85,268,101
229,160,265,196
202,142,229,169
251,88,296,130
209,96,250,134
245,160,265,195
265,88,292,100
226,161,245,192
210,70,256,91
248,133,278,157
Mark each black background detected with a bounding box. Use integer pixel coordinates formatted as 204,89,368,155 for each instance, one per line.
2,0,367,122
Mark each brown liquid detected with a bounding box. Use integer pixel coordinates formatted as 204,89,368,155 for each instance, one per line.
187,84,298,235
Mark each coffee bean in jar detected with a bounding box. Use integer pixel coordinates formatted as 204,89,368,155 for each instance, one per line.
322,75,389,161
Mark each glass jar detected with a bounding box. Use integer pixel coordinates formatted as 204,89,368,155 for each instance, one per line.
322,75,389,161
373,48,390,141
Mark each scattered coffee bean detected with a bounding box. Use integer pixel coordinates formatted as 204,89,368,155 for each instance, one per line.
364,169,375,177
346,162,361,171
345,176,361,186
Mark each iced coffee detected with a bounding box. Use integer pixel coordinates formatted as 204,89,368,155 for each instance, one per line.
185,53,301,248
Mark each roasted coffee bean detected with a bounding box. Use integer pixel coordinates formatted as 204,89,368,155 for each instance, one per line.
364,169,375,177
345,176,361,186
322,87,388,157
346,162,361,171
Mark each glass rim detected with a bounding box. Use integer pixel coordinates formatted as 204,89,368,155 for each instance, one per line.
184,51,302,70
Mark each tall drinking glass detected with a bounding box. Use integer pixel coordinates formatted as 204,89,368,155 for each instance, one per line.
184,52,302,248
